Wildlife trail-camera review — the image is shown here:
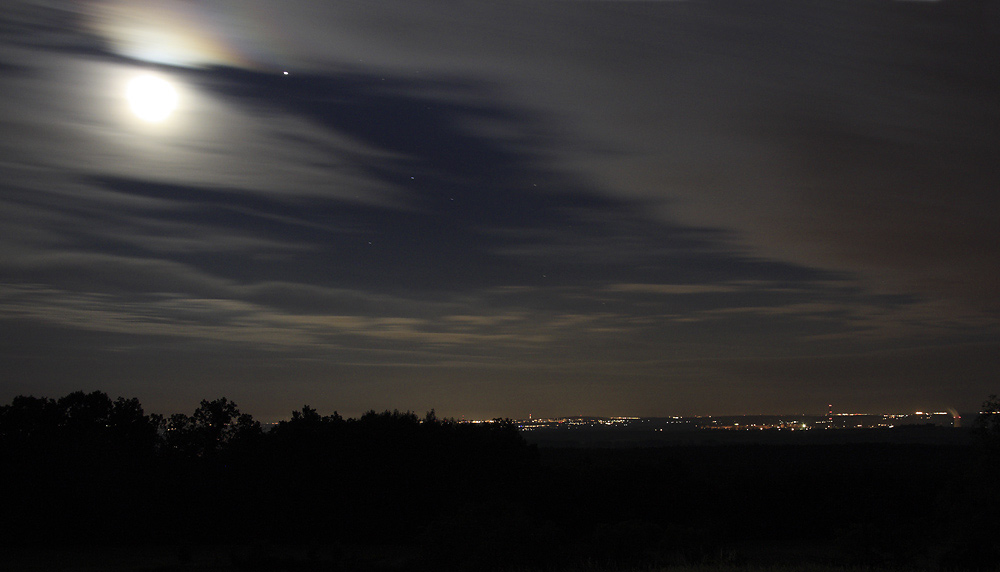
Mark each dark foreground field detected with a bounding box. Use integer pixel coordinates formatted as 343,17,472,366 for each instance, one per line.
0,547,978,572
2,392,999,571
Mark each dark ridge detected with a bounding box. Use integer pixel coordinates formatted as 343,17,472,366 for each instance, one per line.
1,390,999,571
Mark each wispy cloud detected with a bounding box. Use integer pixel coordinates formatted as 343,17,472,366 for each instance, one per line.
1,0,996,416
605,283,740,295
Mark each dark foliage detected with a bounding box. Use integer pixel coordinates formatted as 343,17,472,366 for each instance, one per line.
0,393,535,555
972,395,1000,450
1,391,998,571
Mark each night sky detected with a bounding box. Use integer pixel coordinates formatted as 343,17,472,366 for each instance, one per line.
1,0,997,421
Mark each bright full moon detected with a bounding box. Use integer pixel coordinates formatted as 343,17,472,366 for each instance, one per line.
126,74,177,122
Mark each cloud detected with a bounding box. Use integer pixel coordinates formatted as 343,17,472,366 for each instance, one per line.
0,282,549,355
15,0,996,312
2,0,997,417
605,283,740,295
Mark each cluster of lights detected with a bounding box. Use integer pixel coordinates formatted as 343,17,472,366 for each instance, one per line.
513,410,960,432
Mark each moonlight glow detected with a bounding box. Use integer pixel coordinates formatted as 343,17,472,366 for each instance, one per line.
126,74,177,122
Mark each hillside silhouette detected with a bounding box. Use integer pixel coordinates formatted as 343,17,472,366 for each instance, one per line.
2,390,999,571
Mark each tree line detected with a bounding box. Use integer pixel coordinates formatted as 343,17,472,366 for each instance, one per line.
0,391,533,549
2,390,999,571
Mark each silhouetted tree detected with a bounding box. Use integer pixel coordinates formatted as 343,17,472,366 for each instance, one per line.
972,394,1000,451
57,390,115,459
0,394,61,453
272,404,345,439
165,397,261,457
108,396,163,458
291,404,322,424
0,391,168,544
0,390,161,461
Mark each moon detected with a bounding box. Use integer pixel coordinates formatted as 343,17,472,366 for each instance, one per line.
126,74,178,122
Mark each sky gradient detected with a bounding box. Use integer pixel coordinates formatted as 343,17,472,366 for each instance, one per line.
1,0,997,421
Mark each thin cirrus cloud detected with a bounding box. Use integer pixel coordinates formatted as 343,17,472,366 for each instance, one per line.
604,284,741,295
